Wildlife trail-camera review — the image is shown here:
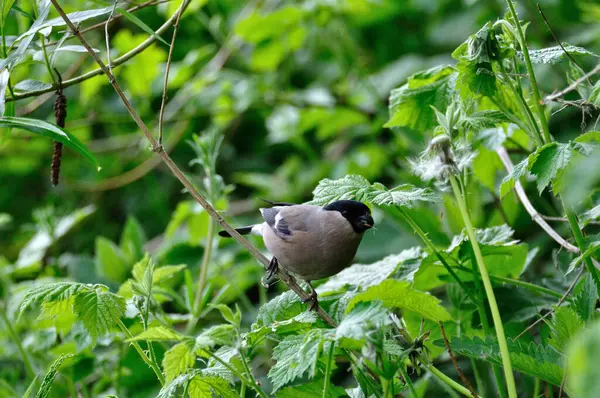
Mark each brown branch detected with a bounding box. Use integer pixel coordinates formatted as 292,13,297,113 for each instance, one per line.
543,63,600,104
49,0,337,328
438,322,479,398
7,0,184,102
158,0,184,145
514,266,585,341
536,3,592,86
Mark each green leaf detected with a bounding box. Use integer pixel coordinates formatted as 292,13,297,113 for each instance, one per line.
276,378,346,397
95,237,130,283
445,336,565,387
347,280,451,321
120,217,146,263
499,156,530,198
0,117,98,168
128,326,185,342
188,373,236,398
255,291,306,327
573,273,598,322
579,204,600,228
385,65,457,132
13,79,53,93
244,311,318,347
209,303,241,327
519,43,598,65
335,302,387,348
1,0,16,23
567,320,600,397
20,282,90,316
268,330,330,391
549,307,584,353
35,354,75,398
163,341,196,382
310,174,439,207
73,290,126,342
115,6,170,46
157,372,194,398
458,110,510,132
194,324,235,352
529,142,574,194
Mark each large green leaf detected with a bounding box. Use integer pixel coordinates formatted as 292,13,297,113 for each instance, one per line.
519,43,598,65
347,280,451,321
73,290,126,341
163,342,196,382
20,282,91,315
0,117,99,168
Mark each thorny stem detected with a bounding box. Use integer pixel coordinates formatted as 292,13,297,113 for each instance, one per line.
449,176,517,398
49,0,337,328
116,319,165,385
0,305,36,379
322,342,335,398
505,0,552,144
426,364,477,397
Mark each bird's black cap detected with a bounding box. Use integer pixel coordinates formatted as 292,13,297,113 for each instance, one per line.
323,200,374,233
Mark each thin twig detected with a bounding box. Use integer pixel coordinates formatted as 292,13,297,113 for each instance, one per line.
496,147,580,253
439,321,479,398
543,215,600,225
49,0,337,328
536,3,592,86
105,0,119,76
514,266,585,341
158,0,185,145
544,63,600,104
7,2,185,102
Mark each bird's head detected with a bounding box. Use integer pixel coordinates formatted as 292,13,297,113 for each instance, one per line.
323,200,374,233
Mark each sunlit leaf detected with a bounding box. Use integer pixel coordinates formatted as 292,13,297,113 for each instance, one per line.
163,342,195,382
519,43,598,65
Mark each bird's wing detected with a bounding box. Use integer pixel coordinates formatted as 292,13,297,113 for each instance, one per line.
260,205,315,240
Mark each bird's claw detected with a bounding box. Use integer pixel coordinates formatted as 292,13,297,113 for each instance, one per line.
266,257,279,280
302,282,319,311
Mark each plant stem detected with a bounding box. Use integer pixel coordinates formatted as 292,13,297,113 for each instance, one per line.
40,35,58,85
322,342,335,397
426,365,476,397
564,206,600,289
505,0,552,144
398,364,418,397
0,306,36,379
449,176,517,398
394,207,475,302
116,319,165,385
533,378,541,398
209,351,269,398
193,219,216,316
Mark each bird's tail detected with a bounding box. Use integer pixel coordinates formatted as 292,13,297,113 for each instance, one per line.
218,225,255,238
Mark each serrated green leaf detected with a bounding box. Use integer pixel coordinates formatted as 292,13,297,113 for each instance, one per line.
128,326,185,342
255,291,306,327
573,273,598,322
499,153,531,198
244,311,318,347
458,110,510,132
566,240,600,275
157,372,194,398
444,336,564,387
0,117,98,167
529,142,574,194
20,282,90,316
336,302,387,348
163,341,195,382
276,378,347,397
549,307,584,353
347,280,451,321
385,65,457,132
153,264,187,284
519,43,598,65
567,320,600,397
310,174,439,207
120,217,146,263
268,330,331,391
35,354,74,398
188,373,236,398
73,290,126,342
209,303,241,327
194,324,235,352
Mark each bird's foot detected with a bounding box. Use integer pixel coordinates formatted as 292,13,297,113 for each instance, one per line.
266,257,279,280
301,281,319,311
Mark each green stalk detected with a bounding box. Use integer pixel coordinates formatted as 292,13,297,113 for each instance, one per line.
505,0,552,144
192,218,216,315
40,35,58,85
426,365,476,397
533,378,540,398
393,207,475,302
449,176,517,398
398,364,418,397
322,342,336,398
117,320,165,385
0,306,36,379
564,207,600,288
209,351,269,398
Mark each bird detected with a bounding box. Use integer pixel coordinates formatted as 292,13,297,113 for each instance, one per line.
218,199,374,310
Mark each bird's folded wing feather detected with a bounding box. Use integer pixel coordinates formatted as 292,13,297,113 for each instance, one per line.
260,205,313,240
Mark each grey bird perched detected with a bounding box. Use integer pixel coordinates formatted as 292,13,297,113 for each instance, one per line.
218,200,374,310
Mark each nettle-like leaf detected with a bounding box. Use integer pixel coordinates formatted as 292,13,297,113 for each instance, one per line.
20,282,91,315
128,326,185,342
35,354,74,398
549,307,584,353
162,341,196,382
194,324,235,353
335,302,387,349
384,65,457,132
310,174,439,207
347,280,451,321
567,320,600,397
499,140,598,197
518,43,598,65
457,110,510,133
254,291,306,327
158,370,235,398
73,290,126,342
276,378,347,398
579,204,600,228
443,336,565,387
573,273,598,322
244,311,318,348
268,329,332,391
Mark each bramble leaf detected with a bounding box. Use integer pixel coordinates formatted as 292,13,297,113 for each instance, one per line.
163,342,196,382
73,290,126,342
20,282,91,315
549,307,584,353
518,43,598,65
128,326,185,342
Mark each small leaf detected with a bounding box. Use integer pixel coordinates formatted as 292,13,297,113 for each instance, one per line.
566,320,600,397
95,237,129,283
0,116,98,167
518,43,598,65
255,291,306,327
194,324,235,352
528,142,574,194
13,79,52,93
119,217,146,263
347,280,451,321
188,373,237,398
115,6,170,46
209,303,240,326
163,342,196,382
499,156,530,198
458,110,510,132
128,326,185,342
549,307,584,353
244,311,318,348
73,290,126,342
335,302,387,348
35,354,75,398
573,273,598,322
153,264,187,284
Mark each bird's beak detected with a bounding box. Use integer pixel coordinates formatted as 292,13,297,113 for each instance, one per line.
360,214,375,229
